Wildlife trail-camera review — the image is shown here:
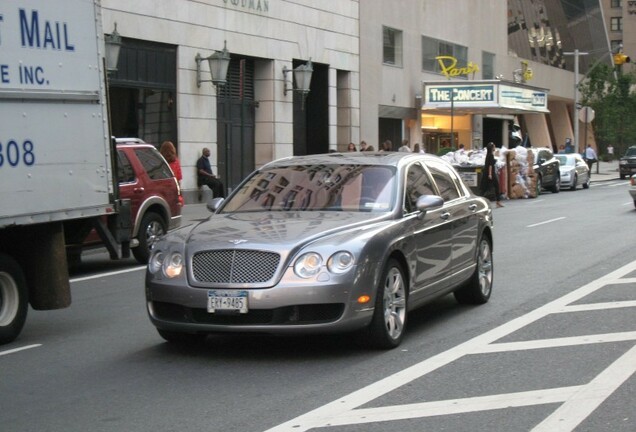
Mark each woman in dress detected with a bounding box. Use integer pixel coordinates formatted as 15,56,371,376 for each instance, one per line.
480,142,503,208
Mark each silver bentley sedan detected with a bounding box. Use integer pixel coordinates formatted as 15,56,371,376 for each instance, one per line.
145,152,494,349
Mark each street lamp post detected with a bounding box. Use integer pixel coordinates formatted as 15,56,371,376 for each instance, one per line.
563,49,588,155
564,45,621,155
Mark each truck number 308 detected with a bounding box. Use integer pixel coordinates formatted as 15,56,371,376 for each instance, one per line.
0,140,35,167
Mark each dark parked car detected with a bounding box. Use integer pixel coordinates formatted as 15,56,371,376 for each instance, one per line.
145,152,494,349
66,139,182,265
619,146,636,180
532,147,561,194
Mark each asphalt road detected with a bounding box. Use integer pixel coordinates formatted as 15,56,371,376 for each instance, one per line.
1,177,635,432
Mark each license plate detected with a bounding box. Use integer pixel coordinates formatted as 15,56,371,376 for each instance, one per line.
460,172,478,187
207,290,248,313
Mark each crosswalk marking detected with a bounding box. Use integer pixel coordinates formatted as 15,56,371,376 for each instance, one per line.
264,260,636,432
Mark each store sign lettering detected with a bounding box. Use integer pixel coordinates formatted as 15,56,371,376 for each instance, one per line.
436,56,479,78
428,85,495,103
223,0,269,12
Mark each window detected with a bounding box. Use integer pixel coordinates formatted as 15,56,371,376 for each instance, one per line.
134,148,173,180
421,36,468,76
426,160,461,202
383,26,403,67
117,151,135,183
405,163,435,213
611,0,622,8
610,17,622,32
611,40,623,52
482,51,495,79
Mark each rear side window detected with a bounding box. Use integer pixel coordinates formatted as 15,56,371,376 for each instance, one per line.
134,148,173,180
117,150,135,183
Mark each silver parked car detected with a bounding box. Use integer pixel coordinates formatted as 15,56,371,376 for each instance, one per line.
145,152,494,349
555,153,590,191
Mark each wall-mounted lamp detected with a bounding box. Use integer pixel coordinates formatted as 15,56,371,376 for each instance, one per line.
104,22,122,74
283,59,313,109
196,41,231,88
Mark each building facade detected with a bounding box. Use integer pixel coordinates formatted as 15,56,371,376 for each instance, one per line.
601,0,635,71
103,0,360,202
102,0,609,202
360,0,609,158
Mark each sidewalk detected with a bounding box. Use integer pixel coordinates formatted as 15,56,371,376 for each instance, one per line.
590,159,620,183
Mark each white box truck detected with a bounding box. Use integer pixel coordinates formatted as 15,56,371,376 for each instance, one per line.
0,0,131,343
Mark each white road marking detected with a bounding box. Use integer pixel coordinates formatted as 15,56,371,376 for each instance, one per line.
0,344,41,357
527,217,566,228
264,259,636,432
70,266,145,283
532,344,636,431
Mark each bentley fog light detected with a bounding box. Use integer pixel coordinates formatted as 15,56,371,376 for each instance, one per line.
294,252,322,278
327,251,354,274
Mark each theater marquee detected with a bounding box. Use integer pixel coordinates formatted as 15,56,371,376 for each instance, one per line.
422,80,549,115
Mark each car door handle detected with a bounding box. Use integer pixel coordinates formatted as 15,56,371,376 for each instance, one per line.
468,204,477,212
440,212,451,220
134,187,145,193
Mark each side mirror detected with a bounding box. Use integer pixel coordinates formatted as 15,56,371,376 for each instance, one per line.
415,195,444,219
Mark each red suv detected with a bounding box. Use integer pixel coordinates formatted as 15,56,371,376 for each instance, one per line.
67,139,182,265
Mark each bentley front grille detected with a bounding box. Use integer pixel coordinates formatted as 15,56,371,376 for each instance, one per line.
192,249,281,284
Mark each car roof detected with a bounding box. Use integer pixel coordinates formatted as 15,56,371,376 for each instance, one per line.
115,137,146,144
261,152,443,169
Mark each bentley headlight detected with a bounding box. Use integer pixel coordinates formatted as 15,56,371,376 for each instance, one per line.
294,252,323,278
163,252,184,278
149,251,165,274
327,251,354,274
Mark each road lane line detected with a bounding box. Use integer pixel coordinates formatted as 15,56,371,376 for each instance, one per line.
476,331,636,353
531,343,636,431
70,266,145,283
264,259,636,432
526,217,566,228
0,344,41,357
558,300,636,312
325,387,582,426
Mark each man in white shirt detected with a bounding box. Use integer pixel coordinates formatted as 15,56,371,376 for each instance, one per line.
585,144,598,172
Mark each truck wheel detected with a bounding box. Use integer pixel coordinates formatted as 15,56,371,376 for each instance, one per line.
0,254,29,344
133,212,166,264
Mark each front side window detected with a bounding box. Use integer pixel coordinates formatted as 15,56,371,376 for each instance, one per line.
426,160,462,202
222,164,397,213
405,163,435,213
383,26,403,67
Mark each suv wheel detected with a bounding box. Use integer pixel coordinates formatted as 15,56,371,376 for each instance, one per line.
133,212,166,263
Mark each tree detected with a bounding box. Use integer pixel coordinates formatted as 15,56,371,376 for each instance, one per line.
578,64,636,156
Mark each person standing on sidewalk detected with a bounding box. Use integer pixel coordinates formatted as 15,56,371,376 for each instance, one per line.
585,144,598,173
480,142,504,208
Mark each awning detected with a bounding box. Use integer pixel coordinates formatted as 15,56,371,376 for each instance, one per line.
421,80,549,115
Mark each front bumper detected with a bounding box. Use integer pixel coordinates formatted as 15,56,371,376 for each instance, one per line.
145,268,376,335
